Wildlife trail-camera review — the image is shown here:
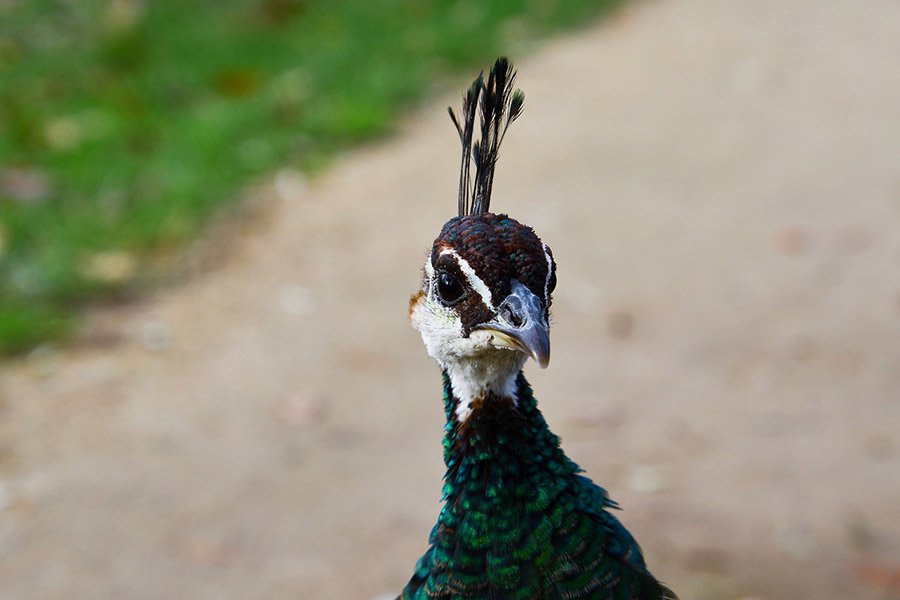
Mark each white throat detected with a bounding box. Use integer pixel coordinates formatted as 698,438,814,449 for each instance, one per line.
445,351,525,422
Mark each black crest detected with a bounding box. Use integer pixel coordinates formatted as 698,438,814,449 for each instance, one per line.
448,57,525,217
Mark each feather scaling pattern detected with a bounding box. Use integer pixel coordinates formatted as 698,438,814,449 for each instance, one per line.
399,375,675,600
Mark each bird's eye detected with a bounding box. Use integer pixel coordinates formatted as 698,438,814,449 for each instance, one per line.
436,271,465,305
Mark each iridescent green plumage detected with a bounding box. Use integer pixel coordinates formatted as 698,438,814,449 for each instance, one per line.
400,373,675,600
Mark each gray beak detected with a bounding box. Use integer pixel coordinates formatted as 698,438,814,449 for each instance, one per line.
475,280,551,368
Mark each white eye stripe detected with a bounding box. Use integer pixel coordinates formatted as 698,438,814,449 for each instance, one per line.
542,243,554,303
438,247,495,310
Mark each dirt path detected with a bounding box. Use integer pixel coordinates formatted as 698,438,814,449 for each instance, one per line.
2,1,900,598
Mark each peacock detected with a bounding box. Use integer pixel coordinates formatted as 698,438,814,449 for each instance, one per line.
400,58,676,599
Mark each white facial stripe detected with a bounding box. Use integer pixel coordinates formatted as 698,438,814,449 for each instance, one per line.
424,255,434,279
439,247,495,310
542,243,553,303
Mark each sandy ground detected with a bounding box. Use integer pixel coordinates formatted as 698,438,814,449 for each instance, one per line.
2,0,900,598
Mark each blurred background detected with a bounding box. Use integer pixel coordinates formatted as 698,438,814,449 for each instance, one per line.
1,0,899,598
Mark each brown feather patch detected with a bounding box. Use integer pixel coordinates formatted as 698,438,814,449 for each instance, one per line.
408,289,425,320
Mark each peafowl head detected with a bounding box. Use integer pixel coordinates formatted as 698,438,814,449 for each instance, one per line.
409,58,556,420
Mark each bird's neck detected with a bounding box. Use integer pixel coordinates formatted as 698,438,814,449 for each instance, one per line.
439,370,580,488
442,351,526,422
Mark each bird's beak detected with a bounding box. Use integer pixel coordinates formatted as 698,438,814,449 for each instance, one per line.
475,280,551,368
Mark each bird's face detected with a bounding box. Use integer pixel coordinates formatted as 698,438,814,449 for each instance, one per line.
410,213,556,416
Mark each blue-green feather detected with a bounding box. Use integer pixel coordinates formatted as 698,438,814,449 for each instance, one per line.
400,372,675,599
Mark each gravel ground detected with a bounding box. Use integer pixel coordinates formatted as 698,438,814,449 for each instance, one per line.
2,1,900,598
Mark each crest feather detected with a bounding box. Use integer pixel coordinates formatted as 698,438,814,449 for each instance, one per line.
448,57,525,217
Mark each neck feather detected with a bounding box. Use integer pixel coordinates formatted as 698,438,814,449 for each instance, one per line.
440,371,579,477
402,373,664,598
443,351,526,422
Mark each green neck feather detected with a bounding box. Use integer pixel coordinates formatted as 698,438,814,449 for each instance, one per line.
430,371,585,596
400,371,671,599
439,370,581,502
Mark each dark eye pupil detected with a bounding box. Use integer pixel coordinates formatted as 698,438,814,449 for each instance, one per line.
437,272,464,304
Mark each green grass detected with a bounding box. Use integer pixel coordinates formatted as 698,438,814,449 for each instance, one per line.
0,0,619,354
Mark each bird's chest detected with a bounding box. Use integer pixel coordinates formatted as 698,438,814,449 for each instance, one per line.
429,445,572,595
